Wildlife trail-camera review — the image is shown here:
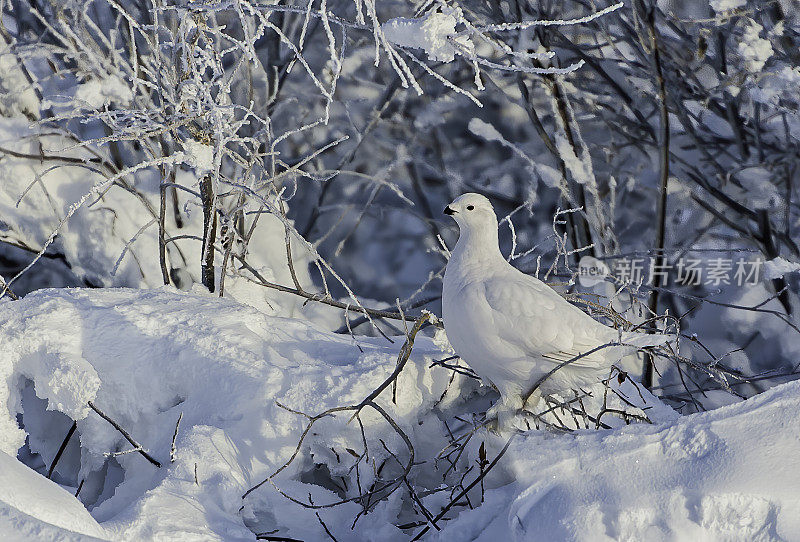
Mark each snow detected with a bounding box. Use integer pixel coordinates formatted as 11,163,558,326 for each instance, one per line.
0,449,109,541
435,379,800,541
738,21,773,74
73,76,133,109
1,287,799,541
736,167,781,210
555,132,594,187
0,117,330,323
0,36,40,119
468,118,503,142
763,257,800,280
0,288,462,540
382,7,473,63
181,139,215,174
709,0,746,12
533,162,562,188
0,118,164,290
1,1,798,538
752,66,800,105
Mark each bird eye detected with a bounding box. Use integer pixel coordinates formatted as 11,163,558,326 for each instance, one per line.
466,205,474,211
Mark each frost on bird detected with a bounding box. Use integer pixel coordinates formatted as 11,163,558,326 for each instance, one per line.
442,193,671,430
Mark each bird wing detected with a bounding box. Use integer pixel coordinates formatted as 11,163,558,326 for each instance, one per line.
480,272,617,370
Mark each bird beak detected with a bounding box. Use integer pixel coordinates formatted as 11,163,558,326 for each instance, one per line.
443,206,457,215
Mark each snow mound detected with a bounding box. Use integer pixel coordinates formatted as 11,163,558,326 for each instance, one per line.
1,288,798,541
434,379,800,541
0,450,109,541
0,287,462,540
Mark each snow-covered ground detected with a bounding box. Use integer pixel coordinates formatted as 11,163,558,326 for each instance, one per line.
1,287,463,541
2,0,800,539
436,380,800,542
0,449,108,541
2,288,798,541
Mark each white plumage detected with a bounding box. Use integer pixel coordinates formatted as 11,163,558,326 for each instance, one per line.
441,193,667,428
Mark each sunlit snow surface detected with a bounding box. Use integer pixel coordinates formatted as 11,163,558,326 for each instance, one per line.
0,450,108,541
433,382,800,542
1,288,798,541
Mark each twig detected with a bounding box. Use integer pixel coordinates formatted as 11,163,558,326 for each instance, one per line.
634,0,671,389
404,478,440,531
235,255,436,325
411,435,515,541
349,312,430,421
522,342,622,404
170,412,183,463
47,421,77,479
243,314,428,510
200,174,217,292
316,511,339,542
87,401,161,468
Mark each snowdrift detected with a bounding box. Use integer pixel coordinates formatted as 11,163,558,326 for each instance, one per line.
434,380,800,542
0,287,465,541
0,449,108,541
1,288,799,541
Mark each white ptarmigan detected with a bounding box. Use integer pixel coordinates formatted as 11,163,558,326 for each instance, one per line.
441,193,669,429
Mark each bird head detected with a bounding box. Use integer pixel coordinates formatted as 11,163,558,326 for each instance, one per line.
443,193,498,232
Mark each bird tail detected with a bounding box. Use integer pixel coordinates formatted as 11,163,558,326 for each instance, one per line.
619,330,674,349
